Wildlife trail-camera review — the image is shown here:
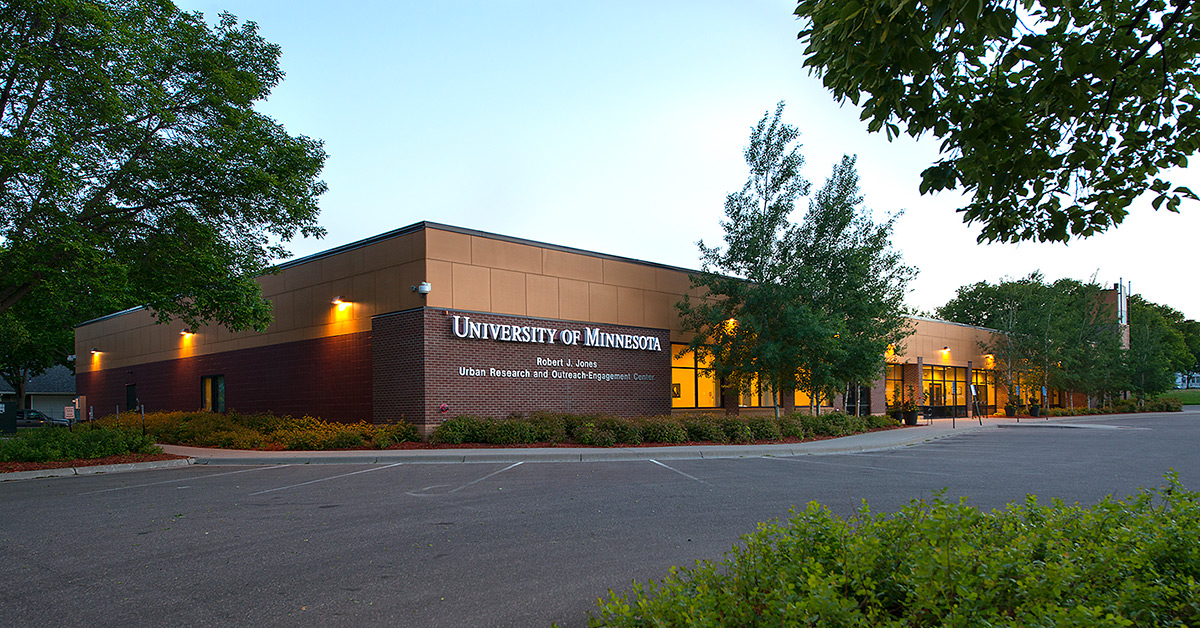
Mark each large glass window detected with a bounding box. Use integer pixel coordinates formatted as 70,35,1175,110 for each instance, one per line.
923,365,968,416
885,364,904,408
971,369,996,414
671,344,720,409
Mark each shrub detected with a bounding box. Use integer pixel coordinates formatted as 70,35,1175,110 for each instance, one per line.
1145,397,1184,412
719,417,755,443
591,474,1200,627
681,415,727,443
776,414,806,439
0,426,160,462
371,421,421,448
865,414,899,429
800,411,861,437
526,412,569,443
638,417,688,444
745,416,782,441
429,415,491,445
596,416,642,445
574,425,618,447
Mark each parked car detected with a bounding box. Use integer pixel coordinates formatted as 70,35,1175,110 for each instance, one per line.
15,409,70,428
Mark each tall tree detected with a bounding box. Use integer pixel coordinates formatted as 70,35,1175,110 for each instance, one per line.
793,0,1200,243
678,103,914,415
793,155,915,413
0,0,327,333
677,102,814,413
1127,296,1193,402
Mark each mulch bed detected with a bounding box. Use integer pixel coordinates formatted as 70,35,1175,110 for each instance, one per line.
0,453,189,474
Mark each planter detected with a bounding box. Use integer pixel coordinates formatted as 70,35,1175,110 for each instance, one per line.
903,410,920,426
1004,406,1016,417
1029,405,1041,417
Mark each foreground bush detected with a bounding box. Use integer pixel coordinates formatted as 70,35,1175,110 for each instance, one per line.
0,426,160,462
97,411,419,450
591,474,1200,626
429,411,897,447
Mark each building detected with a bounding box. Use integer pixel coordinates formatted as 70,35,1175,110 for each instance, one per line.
0,364,77,420
76,221,1009,437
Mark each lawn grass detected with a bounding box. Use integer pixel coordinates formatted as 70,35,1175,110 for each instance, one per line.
1170,389,1200,405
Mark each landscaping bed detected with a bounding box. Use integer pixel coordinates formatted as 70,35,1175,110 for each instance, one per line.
1,452,189,474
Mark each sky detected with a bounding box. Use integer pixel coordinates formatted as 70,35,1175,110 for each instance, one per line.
179,0,1200,319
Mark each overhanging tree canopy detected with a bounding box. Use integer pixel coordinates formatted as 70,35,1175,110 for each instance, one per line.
794,0,1200,243
0,0,327,332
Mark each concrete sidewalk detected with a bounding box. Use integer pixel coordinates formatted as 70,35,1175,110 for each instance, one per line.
162,415,1020,465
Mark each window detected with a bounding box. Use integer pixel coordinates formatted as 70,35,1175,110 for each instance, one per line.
671,344,720,409
885,364,904,407
201,375,225,412
971,369,996,414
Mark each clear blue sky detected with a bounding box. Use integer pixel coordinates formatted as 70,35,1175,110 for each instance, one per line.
179,0,1200,319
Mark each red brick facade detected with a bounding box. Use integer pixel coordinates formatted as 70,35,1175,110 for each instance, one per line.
371,308,671,433
77,332,373,421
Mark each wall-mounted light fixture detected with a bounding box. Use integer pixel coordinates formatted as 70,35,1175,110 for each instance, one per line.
90,348,100,354
942,346,950,352
412,281,432,296
180,329,193,338
332,297,351,311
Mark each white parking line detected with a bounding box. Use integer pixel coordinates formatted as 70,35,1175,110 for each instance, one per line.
649,459,709,485
448,462,523,493
79,465,292,495
249,463,403,495
765,456,954,477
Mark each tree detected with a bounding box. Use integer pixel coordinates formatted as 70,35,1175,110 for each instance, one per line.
793,0,1200,243
677,102,814,415
678,103,914,415
1126,296,1192,401
793,155,915,413
0,0,327,333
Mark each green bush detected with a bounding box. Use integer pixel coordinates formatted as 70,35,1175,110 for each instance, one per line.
574,425,618,447
719,416,755,443
776,414,807,439
0,426,160,462
800,411,864,437
597,416,642,445
745,416,782,441
681,415,727,442
429,415,491,444
866,414,899,429
526,412,569,443
638,417,688,444
592,474,1200,627
95,410,420,450
1145,396,1184,412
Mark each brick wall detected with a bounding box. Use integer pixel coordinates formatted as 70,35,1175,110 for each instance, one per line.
372,310,425,424
372,308,671,435
76,332,372,422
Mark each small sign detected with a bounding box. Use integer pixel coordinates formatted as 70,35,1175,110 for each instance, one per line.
65,407,75,420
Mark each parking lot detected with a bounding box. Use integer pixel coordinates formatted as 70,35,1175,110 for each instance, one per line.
2,412,1198,627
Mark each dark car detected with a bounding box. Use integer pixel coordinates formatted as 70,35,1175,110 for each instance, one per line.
15,409,70,428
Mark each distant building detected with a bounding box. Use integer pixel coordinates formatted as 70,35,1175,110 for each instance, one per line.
0,365,76,420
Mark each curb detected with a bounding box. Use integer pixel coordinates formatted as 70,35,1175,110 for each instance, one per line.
1,458,194,482
185,424,976,465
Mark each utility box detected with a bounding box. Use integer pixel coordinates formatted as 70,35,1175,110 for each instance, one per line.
0,402,15,434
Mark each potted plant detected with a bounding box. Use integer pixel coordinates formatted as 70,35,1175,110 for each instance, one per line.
900,385,920,426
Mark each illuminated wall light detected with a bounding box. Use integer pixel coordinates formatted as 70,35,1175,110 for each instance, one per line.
180,329,194,338
942,346,950,352
332,297,351,311
90,348,100,355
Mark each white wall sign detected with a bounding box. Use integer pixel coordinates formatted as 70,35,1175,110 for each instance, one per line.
451,315,662,351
